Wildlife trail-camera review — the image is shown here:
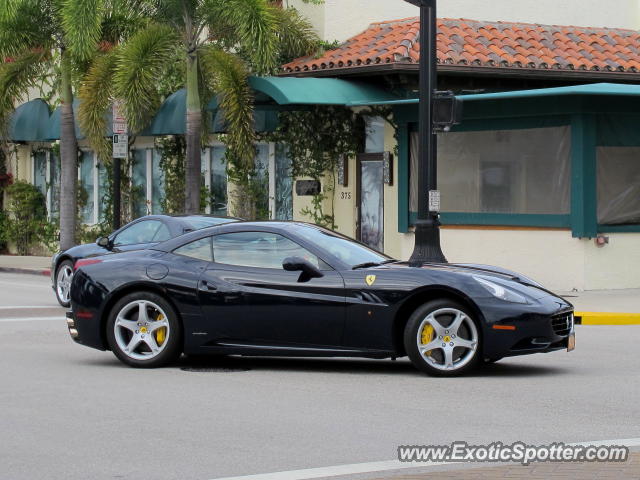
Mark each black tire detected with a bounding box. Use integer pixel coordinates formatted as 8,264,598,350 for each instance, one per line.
404,299,482,377
54,259,74,308
106,291,182,368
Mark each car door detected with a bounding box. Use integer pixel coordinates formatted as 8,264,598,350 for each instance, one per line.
111,219,172,253
197,231,346,348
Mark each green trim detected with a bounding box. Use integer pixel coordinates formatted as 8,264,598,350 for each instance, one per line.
397,123,410,233
409,212,570,228
570,114,598,238
598,224,640,233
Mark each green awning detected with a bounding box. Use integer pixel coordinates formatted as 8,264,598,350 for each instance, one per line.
9,99,50,142
145,90,186,135
45,100,105,141
351,82,640,106
248,76,402,106
148,88,279,135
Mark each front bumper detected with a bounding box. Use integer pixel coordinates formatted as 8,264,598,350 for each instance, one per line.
479,294,575,360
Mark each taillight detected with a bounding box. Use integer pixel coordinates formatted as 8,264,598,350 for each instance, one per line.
74,258,103,271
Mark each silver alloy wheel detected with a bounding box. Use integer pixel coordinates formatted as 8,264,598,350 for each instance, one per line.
56,264,74,304
114,300,171,361
416,307,478,371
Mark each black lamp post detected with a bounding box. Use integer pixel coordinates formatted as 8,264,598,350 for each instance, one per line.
405,0,447,263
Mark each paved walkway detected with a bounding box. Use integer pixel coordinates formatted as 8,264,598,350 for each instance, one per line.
0,255,51,275
370,451,640,479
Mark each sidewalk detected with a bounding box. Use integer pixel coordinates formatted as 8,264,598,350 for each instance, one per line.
0,255,51,276
559,289,640,325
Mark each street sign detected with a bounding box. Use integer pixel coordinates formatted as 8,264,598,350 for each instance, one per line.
112,134,128,159
112,100,126,123
428,190,441,212
112,121,127,135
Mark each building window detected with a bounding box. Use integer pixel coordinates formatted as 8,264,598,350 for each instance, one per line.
132,149,148,218
33,151,47,197
209,145,228,216
151,149,165,214
79,151,95,224
597,147,640,225
274,144,293,220
409,126,571,215
97,161,108,223
49,153,61,219
255,143,270,219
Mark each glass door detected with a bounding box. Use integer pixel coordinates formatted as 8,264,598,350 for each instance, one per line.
357,153,384,251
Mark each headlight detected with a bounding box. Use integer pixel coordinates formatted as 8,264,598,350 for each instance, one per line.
474,276,528,304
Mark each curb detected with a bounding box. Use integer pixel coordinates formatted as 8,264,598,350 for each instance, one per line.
0,267,51,277
575,311,640,325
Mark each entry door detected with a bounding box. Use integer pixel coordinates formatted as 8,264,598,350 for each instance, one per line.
357,153,384,251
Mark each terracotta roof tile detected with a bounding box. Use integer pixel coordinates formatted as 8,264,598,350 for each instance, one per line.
283,17,640,75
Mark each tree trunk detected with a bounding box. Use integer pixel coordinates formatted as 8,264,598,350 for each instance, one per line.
185,54,202,214
59,53,78,251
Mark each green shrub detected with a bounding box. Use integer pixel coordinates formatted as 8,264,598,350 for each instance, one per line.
4,180,58,255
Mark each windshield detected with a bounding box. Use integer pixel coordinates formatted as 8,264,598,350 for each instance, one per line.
295,224,392,268
183,217,238,230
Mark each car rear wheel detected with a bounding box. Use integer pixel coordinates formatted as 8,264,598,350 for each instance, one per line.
404,300,481,376
55,260,74,307
106,292,182,368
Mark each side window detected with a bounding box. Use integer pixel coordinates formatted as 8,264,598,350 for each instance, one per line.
173,237,213,261
212,232,321,269
114,220,167,246
152,223,171,242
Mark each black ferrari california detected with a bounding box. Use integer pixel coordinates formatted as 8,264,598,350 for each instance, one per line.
52,214,240,307
68,221,575,376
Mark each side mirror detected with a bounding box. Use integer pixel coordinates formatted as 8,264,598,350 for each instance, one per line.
282,256,324,281
96,236,112,249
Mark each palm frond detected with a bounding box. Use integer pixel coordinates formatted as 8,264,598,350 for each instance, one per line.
271,5,320,65
202,0,278,75
0,49,48,140
61,0,105,62
198,45,255,170
0,0,56,58
113,22,179,134
78,50,118,161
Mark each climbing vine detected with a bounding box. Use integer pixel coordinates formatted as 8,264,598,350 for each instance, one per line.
269,105,367,228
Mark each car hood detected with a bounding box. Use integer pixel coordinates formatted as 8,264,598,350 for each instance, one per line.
61,242,104,259
381,261,556,299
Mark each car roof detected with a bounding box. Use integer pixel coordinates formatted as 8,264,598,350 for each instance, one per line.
152,220,324,252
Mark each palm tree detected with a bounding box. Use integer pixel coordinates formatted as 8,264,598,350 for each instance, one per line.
79,0,319,216
0,0,148,250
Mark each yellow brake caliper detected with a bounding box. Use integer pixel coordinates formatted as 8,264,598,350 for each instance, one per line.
155,313,166,345
421,324,434,357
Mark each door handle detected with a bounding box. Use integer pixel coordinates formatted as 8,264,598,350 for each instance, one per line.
199,280,217,292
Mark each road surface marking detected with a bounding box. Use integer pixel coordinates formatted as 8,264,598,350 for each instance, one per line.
0,306,60,310
0,316,62,323
210,438,640,480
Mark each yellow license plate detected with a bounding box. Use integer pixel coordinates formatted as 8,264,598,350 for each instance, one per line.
567,332,576,352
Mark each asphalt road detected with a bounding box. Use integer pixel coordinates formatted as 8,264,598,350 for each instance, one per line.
1,272,639,480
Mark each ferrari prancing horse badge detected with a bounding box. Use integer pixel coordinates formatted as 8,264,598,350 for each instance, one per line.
365,275,376,286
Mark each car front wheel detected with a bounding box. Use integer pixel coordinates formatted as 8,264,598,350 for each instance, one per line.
106,292,182,368
55,260,74,307
404,300,481,376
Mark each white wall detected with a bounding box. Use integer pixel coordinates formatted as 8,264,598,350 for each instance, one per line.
290,0,640,42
